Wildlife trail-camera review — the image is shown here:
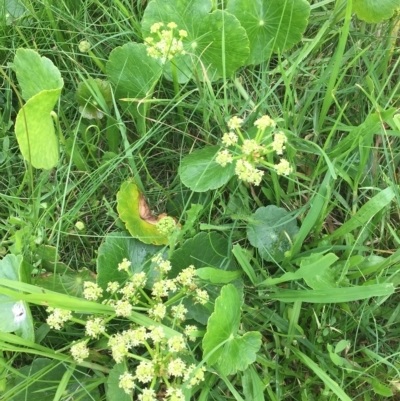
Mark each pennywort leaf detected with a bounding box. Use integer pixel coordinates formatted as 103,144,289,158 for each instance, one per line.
202,284,261,375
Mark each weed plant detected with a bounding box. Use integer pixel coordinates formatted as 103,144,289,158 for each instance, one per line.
0,0,399,400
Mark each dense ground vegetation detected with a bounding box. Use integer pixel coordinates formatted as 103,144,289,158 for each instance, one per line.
0,0,399,400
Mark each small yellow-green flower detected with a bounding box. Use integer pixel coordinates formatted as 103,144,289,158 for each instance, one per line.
83,281,103,301
222,132,238,147
118,257,131,272
46,307,72,330
78,40,91,53
272,131,287,155
145,22,187,64
227,116,243,130
70,341,90,363
216,149,233,167
85,317,106,338
156,215,176,235
138,388,157,401
254,114,276,130
274,158,292,176
168,335,186,353
148,302,167,320
135,360,154,383
168,357,187,377
118,371,135,394
235,159,264,186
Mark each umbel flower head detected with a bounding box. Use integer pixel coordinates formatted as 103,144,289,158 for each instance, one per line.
144,22,187,64
215,114,293,185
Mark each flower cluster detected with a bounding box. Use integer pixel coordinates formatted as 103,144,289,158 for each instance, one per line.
215,115,293,185
46,255,208,400
156,215,177,235
114,325,206,398
46,307,72,330
144,22,187,64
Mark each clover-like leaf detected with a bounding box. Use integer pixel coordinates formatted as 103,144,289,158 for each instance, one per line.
179,146,235,192
106,42,162,101
247,205,299,262
15,88,61,169
13,48,63,101
203,284,261,375
0,254,34,341
227,0,311,65
353,0,400,23
117,181,169,245
76,78,112,119
142,0,250,82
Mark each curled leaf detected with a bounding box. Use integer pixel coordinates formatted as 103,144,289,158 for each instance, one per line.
117,181,169,245
76,78,112,120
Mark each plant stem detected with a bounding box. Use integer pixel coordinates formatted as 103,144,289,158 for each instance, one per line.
170,60,184,123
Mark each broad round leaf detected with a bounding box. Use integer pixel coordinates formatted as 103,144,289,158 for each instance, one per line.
353,0,400,23
170,231,236,276
15,88,61,169
179,146,235,192
34,268,95,297
0,254,34,341
227,0,310,65
106,42,162,100
13,48,63,101
202,284,261,375
142,0,249,82
247,205,299,262
96,232,161,290
117,181,169,245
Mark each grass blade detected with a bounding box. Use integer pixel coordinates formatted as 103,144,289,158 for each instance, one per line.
266,284,394,303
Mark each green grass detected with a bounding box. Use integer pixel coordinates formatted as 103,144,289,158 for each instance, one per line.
0,0,400,400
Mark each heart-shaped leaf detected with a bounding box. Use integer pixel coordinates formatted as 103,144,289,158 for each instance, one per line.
227,0,311,65
0,254,34,341
202,284,261,375
15,88,61,169
179,146,235,192
13,48,63,101
142,0,250,82
117,181,169,245
247,205,299,262
107,42,162,100
353,0,400,23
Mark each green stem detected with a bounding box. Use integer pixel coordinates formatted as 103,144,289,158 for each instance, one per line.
170,60,184,123
317,0,352,130
43,0,67,50
233,77,256,109
0,64,34,200
83,125,100,167
50,111,65,145
88,50,107,74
